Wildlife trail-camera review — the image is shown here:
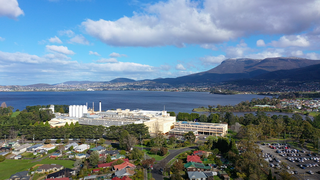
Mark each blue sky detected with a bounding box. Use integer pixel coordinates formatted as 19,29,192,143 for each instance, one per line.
1,0,320,85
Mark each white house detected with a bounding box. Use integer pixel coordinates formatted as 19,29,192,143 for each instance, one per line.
12,144,32,155
74,144,90,153
64,142,78,150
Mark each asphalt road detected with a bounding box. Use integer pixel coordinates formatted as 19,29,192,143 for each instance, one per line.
259,144,320,180
151,146,197,180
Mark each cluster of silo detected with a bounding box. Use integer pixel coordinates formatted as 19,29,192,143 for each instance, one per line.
69,105,88,118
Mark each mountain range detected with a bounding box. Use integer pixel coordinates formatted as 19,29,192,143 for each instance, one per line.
152,57,320,85
22,57,320,87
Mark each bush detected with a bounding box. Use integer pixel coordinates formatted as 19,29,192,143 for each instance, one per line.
160,147,168,156
56,139,61,143
150,148,159,155
0,155,5,162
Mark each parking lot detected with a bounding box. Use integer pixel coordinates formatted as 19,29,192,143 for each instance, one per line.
259,143,320,180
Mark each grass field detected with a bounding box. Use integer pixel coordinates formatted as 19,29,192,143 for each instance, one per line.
142,149,169,161
0,158,74,179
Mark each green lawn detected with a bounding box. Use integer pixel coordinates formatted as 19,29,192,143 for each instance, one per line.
11,111,20,117
0,158,74,179
142,149,169,161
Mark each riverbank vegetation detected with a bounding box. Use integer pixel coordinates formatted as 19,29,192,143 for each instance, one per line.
193,97,294,113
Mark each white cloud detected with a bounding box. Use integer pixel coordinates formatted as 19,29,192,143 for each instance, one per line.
0,50,158,85
159,64,171,71
69,35,90,45
200,44,217,50
96,58,118,63
46,45,75,55
109,52,127,57
270,35,310,47
58,30,75,37
0,0,24,19
305,52,320,60
0,37,5,41
291,50,304,57
175,64,186,70
82,0,320,47
0,51,43,64
225,41,249,58
89,51,100,56
200,55,226,65
48,36,62,44
256,39,266,47
245,49,284,59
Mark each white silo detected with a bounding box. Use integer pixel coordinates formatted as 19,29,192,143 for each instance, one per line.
83,105,87,114
79,105,83,118
69,105,72,117
72,105,76,117
99,101,101,112
75,105,79,118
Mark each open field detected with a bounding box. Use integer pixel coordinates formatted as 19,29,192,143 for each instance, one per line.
0,158,74,179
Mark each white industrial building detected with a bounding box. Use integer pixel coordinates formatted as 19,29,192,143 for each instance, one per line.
69,105,88,118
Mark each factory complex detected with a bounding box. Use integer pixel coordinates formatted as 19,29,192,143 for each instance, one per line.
47,102,228,136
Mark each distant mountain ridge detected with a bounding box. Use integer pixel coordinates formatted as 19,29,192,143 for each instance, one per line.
109,78,136,83
153,57,320,85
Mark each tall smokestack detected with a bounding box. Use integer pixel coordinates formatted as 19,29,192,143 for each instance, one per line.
99,101,101,112
92,102,94,112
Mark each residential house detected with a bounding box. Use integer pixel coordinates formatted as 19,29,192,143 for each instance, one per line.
45,178,69,180
111,154,126,160
193,150,211,157
36,164,64,173
203,171,216,180
49,153,62,159
64,142,78,151
0,146,12,152
114,168,135,177
40,144,56,151
46,168,76,179
26,144,43,152
83,175,97,180
184,162,211,171
88,146,105,154
75,153,87,159
0,151,9,156
105,150,119,156
187,155,202,163
218,171,230,180
12,144,32,155
74,144,90,153
113,161,136,171
98,158,129,168
112,176,132,180
187,171,207,180
14,155,22,159
9,171,31,180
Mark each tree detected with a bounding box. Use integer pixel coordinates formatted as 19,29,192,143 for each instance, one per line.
168,111,176,116
44,139,51,144
129,148,144,160
160,147,168,156
56,139,61,143
80,138,86,144
142,158,156,168
171,159,184,172
74,159,82,167
169,135,176,145
106,154,112,163
89,151,99,167
69,146,73,151
59,108,65,113
98,138,105,145
63,138,69,144
119,130,138,151
184,131,196,143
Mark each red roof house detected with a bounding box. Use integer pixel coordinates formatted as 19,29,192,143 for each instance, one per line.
98,158,129,168
112,176,132,180
92,168,100,173
113,161,136,171
187,155,202,163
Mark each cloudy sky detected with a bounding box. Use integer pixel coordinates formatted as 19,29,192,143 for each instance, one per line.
1,0,320,85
